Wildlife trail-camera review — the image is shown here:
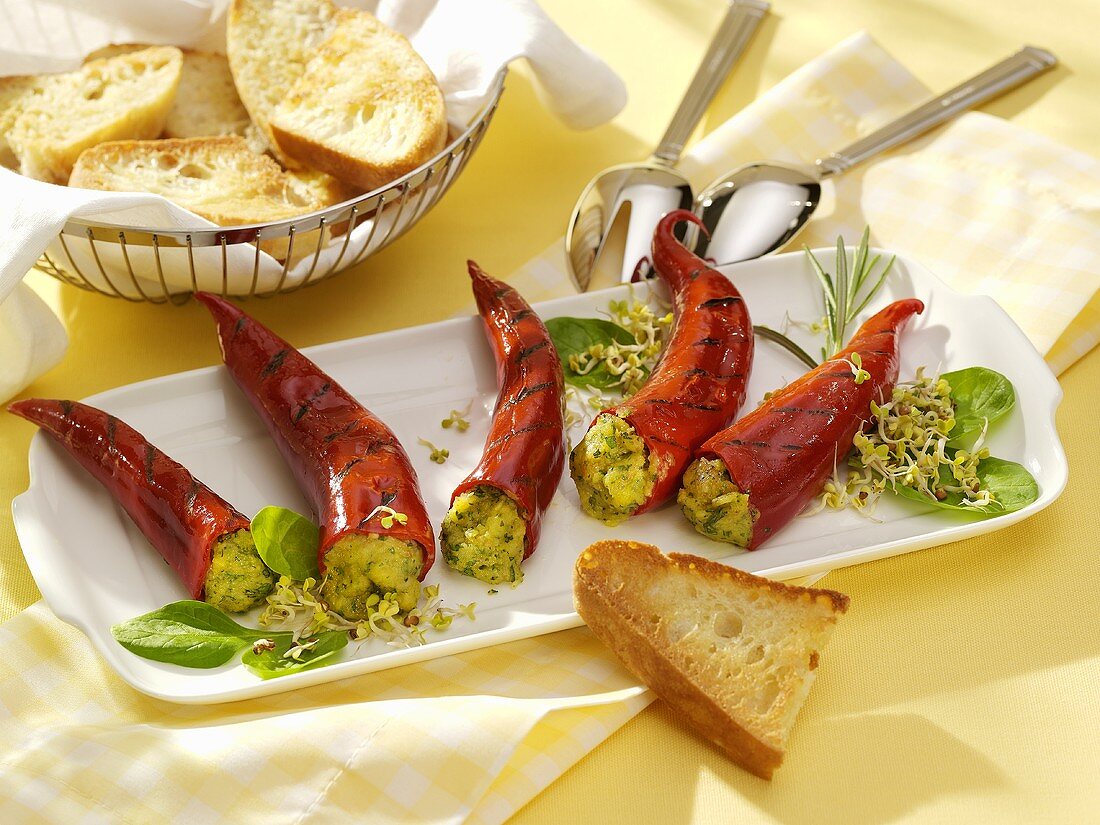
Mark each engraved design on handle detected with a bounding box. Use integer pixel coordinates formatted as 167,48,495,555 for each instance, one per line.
651,0,770,166
815,46,1057,178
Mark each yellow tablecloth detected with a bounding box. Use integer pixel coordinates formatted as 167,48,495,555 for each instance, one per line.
2,0,1098,822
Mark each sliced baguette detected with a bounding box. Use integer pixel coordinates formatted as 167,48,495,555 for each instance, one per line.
69,136,343,261
86,45,251,140
573,540,849,779
8,47,182,183
269,7,448,191
0,75,53,168
226,0,339,164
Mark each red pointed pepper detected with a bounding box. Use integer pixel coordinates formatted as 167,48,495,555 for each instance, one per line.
195,293,435,579
449,262,566,557
576,208,755,514
697,298,924,548
8,398,250,599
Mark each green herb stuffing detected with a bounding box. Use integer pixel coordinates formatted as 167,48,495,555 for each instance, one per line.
570,414,654,525
203,529,276,613
440,485,526,585
677,457,757,546
320,534,423,617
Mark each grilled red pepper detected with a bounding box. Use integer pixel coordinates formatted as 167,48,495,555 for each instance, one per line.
441,263,565,582
196,293,434,615
570,209,754,522
682,298,924,549
8,398,261,606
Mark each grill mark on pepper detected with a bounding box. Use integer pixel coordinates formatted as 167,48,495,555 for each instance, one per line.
59,400,73,415
334,457,363,482
501,381,554,407
261,349,289,378
233,317,247,337
699,296,743,309
106,415,117,446
144,443,156,483
647,434,687,449
294,382,332,422
725,438,769,448
695,337,722,347
773,406,838,417
485,421,556,452
511,309,533,323
516,341,549,362
323,420,358,443
683,368,744,380
779,444,803,451
494,287,512,299
641,398,720,412
185,478,199,508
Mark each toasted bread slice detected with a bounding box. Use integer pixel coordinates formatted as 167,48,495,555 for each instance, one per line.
8,47,182,183
0,75,53,168
226,0,339,164
573,541,849,779
86,45,252,141
269,7,447,191
69,136,317,224
69,136,346,263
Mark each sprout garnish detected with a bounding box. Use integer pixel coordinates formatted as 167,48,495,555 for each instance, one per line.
565,292,673,398
808,367,995,515
441,402,472,431
363,503,408,530
259,577,476,651
560,288,674,438
418,437,449,464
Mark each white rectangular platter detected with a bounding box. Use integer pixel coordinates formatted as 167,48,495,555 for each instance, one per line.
12,249,1067,703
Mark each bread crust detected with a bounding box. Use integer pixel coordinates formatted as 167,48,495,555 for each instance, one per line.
573,540,848,779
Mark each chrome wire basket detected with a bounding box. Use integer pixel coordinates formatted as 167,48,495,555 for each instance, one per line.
35,71,506,304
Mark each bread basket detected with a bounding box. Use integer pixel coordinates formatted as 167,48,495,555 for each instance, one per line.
34,70,506,305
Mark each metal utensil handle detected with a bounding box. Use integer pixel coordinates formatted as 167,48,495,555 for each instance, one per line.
652,0,769,165
815,46,1056,177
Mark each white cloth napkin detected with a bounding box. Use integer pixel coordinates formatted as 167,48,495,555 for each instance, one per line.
0,0,626,403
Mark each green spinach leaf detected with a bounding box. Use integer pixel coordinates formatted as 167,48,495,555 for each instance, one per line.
545,316,640,390
251,505,320,580
242,631,349,680
111,600,280,669
942,367,1015,444
891,455,1039,515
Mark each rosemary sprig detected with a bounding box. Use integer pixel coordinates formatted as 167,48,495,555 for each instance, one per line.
755,227,894,366
804,227,895,360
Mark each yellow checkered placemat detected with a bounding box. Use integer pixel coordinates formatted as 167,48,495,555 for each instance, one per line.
2,32,1098,824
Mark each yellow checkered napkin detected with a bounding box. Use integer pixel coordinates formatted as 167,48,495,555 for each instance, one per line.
3,32,1099,825
0,603,649,824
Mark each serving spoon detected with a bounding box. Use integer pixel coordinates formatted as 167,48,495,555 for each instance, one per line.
695,46,1057,265
564,0,769,292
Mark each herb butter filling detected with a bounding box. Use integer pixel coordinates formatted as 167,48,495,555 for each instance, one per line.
678,457,757,546
203,529,277,613
320,533,423,618
441,485,526,585
570,413,655,525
